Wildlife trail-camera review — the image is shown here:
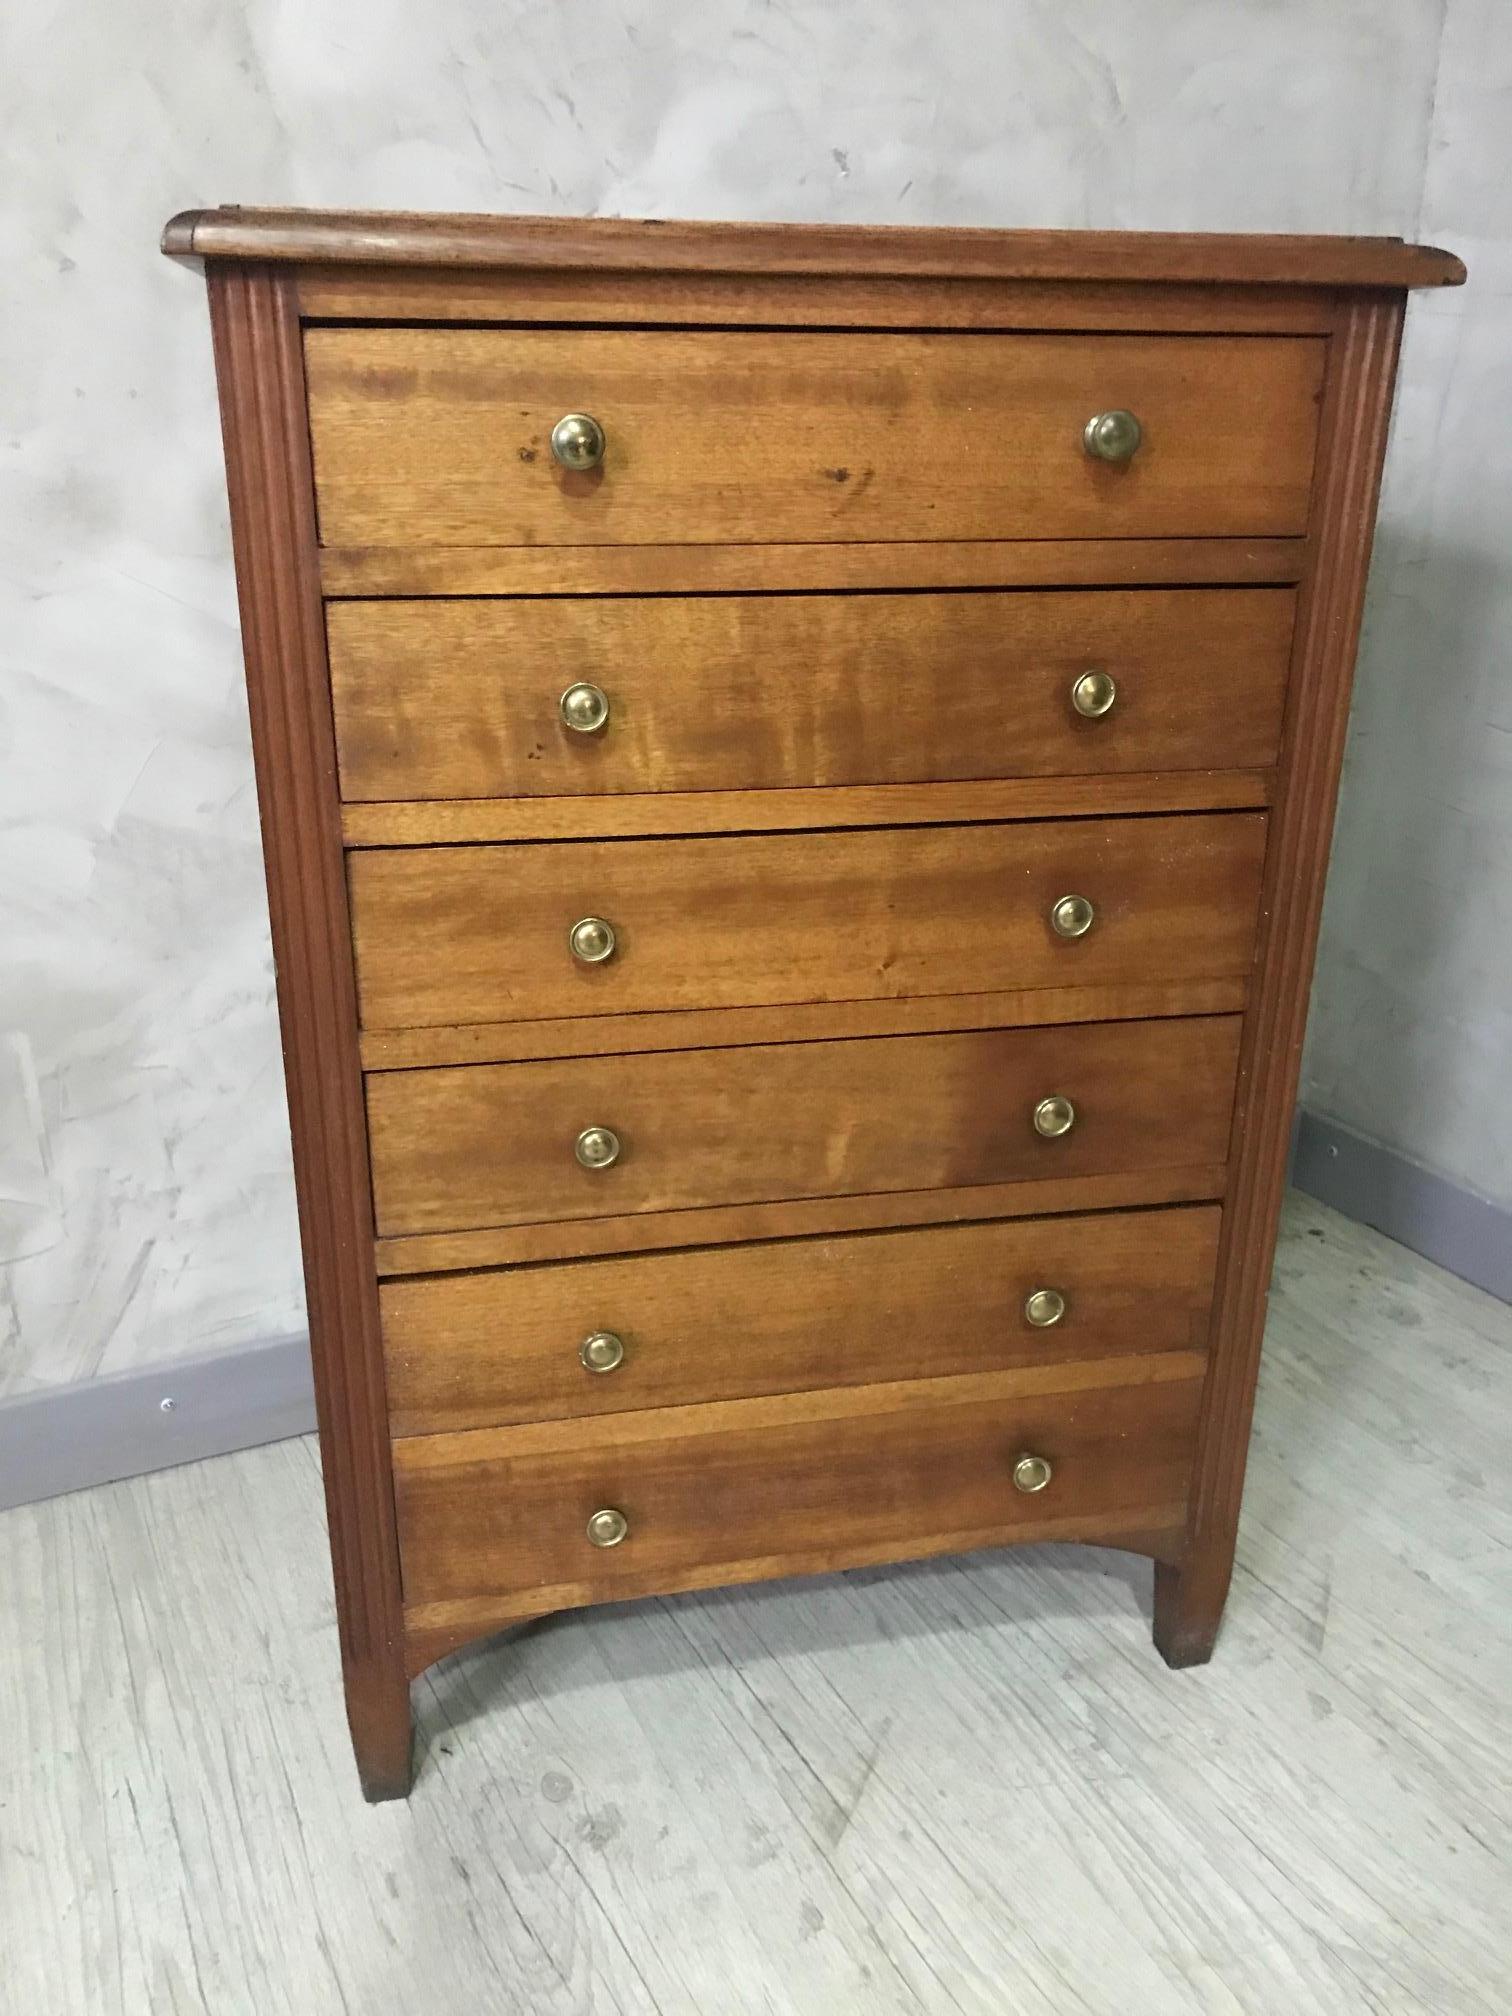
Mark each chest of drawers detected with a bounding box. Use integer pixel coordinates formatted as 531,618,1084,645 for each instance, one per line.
164,208,1462,1799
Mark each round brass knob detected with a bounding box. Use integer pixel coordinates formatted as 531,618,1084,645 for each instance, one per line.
587,1507,629,1547
569,916,617,965
1033,1094,1076,1139
1083,409,1143,463
1050,894,1095,940
574,1126,621,1170
551,412,606,471
579,1330,625,1374
1071,669,1117,719
1013,1454,1053,1495
1024,1288,1067,1329
560,682,610,734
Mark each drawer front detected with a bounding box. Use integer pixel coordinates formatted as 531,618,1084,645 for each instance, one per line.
350,814,1267,1032
392,1364,1206,1607
366,1014,1242,1238
383,1204,1220,1435
305,328,1324,548
327,588,1296,804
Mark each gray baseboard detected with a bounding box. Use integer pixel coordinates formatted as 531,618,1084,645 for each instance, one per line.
1292,1108,1512,1305
0,1334,316,1514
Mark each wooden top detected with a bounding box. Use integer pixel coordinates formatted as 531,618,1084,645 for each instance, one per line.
162,207,1465,290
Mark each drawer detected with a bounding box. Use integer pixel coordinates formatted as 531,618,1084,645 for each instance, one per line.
383,1204,1220,1435
392,1360,1206,1609
327,588,1295,804
366,1014,1242,1238
305,328,1324,548
349,814,1267,1032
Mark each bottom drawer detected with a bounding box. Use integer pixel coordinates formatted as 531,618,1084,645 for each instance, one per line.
393,1360,1205,1616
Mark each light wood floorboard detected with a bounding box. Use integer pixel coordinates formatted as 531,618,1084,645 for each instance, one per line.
1,1193,1508,2015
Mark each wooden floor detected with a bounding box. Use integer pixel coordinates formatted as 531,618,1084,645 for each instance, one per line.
2,1193,1509,2016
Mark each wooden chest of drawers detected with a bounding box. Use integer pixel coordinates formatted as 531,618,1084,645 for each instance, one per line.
164,207,1462,1799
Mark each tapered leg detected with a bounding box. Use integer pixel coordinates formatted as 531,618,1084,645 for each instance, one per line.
1152,1557,1225,1670
347,1663,415,1802
1142,308,1414,1682
209,270,415,1807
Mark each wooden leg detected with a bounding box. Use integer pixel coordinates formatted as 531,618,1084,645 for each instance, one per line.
1152,1556,1226,1670
346,1661,415,1803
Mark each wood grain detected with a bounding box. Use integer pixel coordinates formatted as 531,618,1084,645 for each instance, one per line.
382,1203,1221,1435
403,1510,1189,1675
374,1165,1230,1277
163,205,1467,288
297,266,1344,330
393,1359,1205,1614
205,265,410,1799
358,976,1249,1072
328,587,1295,804
321,535,1308,599
365,1014,1244,1239
1158,293,1412,1669
349,814,1267,1032
304,328,1326,548
340,771,1274,847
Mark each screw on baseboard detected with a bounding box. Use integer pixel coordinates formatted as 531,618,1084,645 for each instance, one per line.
159,1396,177,1414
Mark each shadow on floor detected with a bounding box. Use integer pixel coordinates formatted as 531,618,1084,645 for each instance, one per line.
419,1538,1158,1742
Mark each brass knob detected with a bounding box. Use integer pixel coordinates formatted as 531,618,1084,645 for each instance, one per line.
1013,1454,1053,1494
1024,1288,1067,1329
1033,1095,1076,1139
551,412,606,471
574,1126,621,1170
587,1507,629,1547
1050,894,1095,940
1071,669,1117,719
1083,409,1142,463
569,916,617,965
560,682,610,734
579,1330,625,1374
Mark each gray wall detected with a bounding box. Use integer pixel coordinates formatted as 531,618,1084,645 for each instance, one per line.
2,1,1506,1430
1303,0,1511,1218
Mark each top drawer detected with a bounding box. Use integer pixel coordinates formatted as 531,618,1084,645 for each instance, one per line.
304,329,1325,549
